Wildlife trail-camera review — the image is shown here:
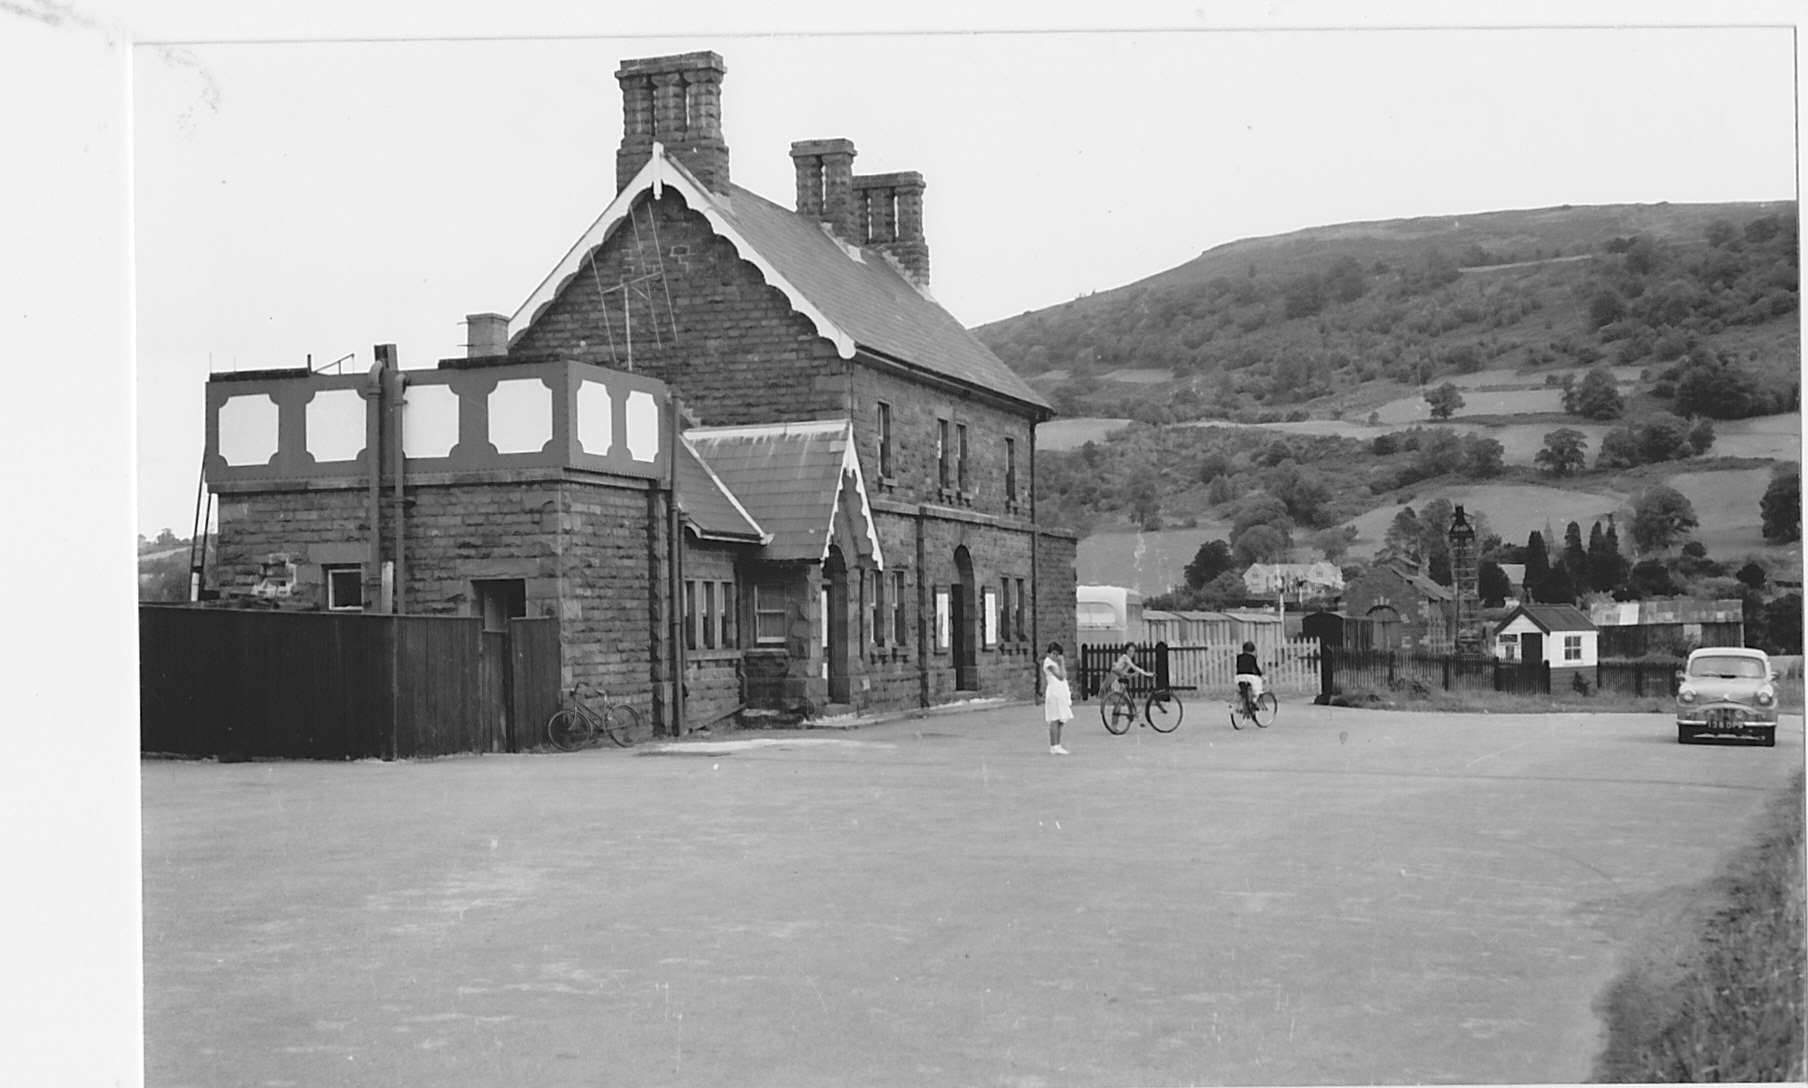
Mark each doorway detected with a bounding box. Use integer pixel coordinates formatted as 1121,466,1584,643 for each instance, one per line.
953,546,977,690
824,547,851,704
474,579,527,750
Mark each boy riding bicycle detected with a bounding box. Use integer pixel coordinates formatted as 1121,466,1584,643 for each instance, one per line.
1233,641,1264,711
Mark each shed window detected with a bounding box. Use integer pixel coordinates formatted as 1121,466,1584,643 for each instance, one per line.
324,565,363,611
1563,635,1583,661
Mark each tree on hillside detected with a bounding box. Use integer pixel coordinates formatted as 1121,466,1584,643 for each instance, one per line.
1761,464,1802,543
1424,383,1464,421
1535,428,1589,477
1416,499,1456,586
1628,485,1699,553
1763,594,1803,655
1478,559,1513,607
1129,476,1162,530
1674,352,1770,419
1563,367,1624,420
1232,524,1288,566
1183,540,1235,590
1461,433,1506,477
1595,427,1640,470
1199,570,1251,605
1524,531,1551,602
1228,492,1295,540
1310,525,1357,563
1380,506,1422,564
1635,415,1694,464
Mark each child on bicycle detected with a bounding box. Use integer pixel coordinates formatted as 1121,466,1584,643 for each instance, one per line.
1233,641,1264,709
1100,642,1153,701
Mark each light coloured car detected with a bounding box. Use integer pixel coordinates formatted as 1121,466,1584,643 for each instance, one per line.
1675,647,1778,747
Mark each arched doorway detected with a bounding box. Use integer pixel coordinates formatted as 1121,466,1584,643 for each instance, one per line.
1367,604,1403,651
952,545,978,690
824,546,851,704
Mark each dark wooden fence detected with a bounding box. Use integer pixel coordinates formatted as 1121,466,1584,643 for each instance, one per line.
1322,647,1550,697
140,606,559,760
1594,659,1683,699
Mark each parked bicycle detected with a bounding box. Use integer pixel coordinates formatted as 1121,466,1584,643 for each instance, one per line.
547,684,644,750
1101,685,1185,735
1228,681,1278,730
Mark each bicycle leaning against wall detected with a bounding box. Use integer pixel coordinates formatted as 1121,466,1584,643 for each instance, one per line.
546,684,644,751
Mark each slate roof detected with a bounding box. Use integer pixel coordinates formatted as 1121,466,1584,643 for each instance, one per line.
1497,603,1598,635
514,148,1050,416
674,437,768,544
685,420,882,565
1377,560,1454,601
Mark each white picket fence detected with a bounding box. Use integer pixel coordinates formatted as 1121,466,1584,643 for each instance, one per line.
1156,639,1321,698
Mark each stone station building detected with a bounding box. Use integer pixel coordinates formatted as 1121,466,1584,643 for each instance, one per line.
202,50,1077,737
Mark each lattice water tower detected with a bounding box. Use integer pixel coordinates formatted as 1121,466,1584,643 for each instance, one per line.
1449,504,1482,654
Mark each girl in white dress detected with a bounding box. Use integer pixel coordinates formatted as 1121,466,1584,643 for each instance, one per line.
1042,642,1073,755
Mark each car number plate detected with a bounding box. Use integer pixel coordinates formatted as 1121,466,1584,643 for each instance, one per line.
1707,708,1745,729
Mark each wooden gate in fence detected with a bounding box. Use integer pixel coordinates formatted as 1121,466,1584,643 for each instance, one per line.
140,606,561,760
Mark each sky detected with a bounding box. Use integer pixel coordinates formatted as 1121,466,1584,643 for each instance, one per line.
125,10,1801,539
0,7,1801,1080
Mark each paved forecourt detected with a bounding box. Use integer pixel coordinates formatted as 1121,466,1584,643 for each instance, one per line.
142,698,1803,1087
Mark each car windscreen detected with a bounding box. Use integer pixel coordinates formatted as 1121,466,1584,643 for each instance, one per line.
1688,656,1766,679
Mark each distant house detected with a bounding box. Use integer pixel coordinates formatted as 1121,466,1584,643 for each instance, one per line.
1342,560,1455,652
1243,562,1344,602
1495,603,1597,686
1587,598,1745,657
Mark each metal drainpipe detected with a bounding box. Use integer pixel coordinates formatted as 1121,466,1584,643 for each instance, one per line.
915,507,928,708
365,359,385,613
667,392,685,737
378,344,406,614
1030,426,1041,697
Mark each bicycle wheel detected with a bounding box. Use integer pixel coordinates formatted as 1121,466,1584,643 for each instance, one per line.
1101,690,1136,735
603,704,643,747
1228,702,1243,730
1252,692,1278,728
547,708,593,752
1145,689,1183,733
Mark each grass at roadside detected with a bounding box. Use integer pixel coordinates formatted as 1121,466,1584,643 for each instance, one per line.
1332,677,1804,716
1592,771,1806,1082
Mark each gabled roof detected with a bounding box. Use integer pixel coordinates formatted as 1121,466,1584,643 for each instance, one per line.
512,145,1050,416
1373,559,1454,601
1497,603,1598,635
685,419,883,567
674,437,769,545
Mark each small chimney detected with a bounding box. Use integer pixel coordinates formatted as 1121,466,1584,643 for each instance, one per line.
615,52,729,193
853,171,930,289
465,313,510,358
790,138,858,243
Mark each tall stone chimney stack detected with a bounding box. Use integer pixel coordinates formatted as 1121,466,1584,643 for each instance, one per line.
790,138,859,244
854,171,930,290
615,52,729,193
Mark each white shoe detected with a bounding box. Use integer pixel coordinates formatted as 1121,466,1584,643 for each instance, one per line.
1050,745,1070,755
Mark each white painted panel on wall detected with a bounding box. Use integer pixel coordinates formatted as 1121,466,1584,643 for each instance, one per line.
625,390,660,462
576,380,614,455
218,394,278,466
307,388,366,463
489,379,551,454
404,383,460,459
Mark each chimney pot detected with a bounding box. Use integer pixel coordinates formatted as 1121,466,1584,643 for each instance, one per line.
615,51,729,193
790,138,858,243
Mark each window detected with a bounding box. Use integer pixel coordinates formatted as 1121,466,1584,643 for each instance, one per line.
933,586,951,651
956,424,970,493
1005,437,1017,504
684,580,698,651
754,584,787,644
702,581,717,649
324,564,363,611
1015,577,1027,641
876,401,894,479
1563,634,1583,661
719,580,737,647
872,572,887,647
1498,632,1519,661
891,570,908,646
998,578,1010,645
937,419,951,490
983,586,999,648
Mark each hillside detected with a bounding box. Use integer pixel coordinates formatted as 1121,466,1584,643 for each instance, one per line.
979,201,1798,426
992,202,1802,602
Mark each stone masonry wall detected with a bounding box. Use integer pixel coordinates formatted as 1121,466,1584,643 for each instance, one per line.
851,364,1036,520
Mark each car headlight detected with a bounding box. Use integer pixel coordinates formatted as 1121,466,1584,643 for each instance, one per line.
1757,689,1776,708
1678,687,1697,704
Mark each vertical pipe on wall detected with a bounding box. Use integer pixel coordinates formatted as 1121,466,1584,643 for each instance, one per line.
915,507,928,708
365,358,386,613
667,391,686,737
377,345,407,615
1029,428,1040,696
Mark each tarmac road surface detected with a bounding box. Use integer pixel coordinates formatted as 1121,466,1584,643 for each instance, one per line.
142,700,1803,1087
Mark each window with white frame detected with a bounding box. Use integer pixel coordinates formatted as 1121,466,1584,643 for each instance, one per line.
1563,634,1583,661
754,584,787,644
983,586,999,648
934,587,951,652
1498,631,1519,661
324,564,363,611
